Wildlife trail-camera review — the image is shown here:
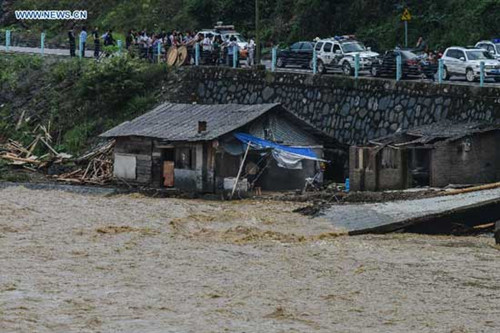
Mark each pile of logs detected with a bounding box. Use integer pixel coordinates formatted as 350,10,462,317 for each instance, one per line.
56,140,115,185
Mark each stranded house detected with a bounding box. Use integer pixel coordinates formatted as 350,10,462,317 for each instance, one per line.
350,121,500,191
100,103,335,193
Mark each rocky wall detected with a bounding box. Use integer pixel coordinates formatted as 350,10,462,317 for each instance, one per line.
182,67,500,145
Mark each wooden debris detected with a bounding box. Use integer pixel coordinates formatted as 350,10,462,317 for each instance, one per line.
0,124,115,186
54,140,115,185
444,181,500,196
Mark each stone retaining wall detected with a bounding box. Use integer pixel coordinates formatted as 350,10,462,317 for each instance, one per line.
182,67,500,145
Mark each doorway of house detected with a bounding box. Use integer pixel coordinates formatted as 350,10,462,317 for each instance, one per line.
162,148,175,187
408,148,431,187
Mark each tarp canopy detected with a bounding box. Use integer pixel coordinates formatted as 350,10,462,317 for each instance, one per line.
234,133,326,162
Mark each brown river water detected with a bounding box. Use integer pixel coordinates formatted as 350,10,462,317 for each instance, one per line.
1,186,499,332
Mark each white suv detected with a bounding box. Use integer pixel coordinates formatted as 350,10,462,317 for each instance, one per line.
475,40,500,60
314,37,379,75
441,47,500,82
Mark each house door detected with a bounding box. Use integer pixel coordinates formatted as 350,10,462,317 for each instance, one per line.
162,149,175,187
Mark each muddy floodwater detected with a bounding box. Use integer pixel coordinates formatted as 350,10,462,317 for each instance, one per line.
1,186,500,332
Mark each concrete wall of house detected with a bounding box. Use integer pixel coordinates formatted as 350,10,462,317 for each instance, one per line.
349,146,378,191
430,132,500,187
350,146,407,191
174,67,500,146
169,143,204,192
377,149,407,190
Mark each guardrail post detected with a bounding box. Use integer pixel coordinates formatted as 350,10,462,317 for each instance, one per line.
438,59,444,84
40,32,45,56
157,41,161,63
396,54,402,81
78,38,83,59
354,53,360,79
233,45,238,68
117,40,122,56
195,43,200,66
6,30,11,51
271,46,277,72
480,61,485,87
312,47,317,74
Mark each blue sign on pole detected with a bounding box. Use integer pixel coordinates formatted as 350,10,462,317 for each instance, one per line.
40,32,45,55
117,40,122,56
312,47,317,74
195,43,200,66
438,59,444,84
396,54,402,81
233,45,238,68
354,53,360,79
6,30,11,51
480,61,485,87
271,47,277,72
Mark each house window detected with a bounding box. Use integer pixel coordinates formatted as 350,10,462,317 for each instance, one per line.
381,148,398,169
114,154,137,179
175,147,195,170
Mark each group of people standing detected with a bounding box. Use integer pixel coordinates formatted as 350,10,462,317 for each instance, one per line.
125,29,256,67
68,25,116,58
68,25,256,67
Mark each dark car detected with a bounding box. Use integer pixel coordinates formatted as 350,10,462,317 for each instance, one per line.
277,41,314,68
370,49,421,78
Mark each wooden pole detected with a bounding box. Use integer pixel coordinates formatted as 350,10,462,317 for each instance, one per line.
255,0,260,66
230,142,251,199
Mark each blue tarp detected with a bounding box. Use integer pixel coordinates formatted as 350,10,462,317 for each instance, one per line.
234,132,323,161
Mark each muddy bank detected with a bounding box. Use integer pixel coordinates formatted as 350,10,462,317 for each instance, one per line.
1,186,500,332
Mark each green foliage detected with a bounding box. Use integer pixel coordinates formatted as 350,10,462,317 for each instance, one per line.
0,54,168,155
7,0,500,50
60,121,97,153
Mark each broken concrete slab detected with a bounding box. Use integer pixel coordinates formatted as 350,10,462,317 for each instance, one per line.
321,187,500,235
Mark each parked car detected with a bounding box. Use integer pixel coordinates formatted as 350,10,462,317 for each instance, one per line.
370,49,420,78
276,41,314,68
314,36,379,75
441,47,500,82
475,39,500,60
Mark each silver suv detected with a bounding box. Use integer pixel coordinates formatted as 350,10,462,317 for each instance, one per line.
441,47,500,82
314,37,379,75
475,40,500,60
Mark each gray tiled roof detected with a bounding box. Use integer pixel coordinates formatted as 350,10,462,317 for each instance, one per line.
100,103,281,141
370,120,500,146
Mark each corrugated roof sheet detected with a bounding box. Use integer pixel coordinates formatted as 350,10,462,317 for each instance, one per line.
100,103,281,141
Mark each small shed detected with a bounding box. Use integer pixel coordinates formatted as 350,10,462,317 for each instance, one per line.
350,121,500,191
101,103,336,193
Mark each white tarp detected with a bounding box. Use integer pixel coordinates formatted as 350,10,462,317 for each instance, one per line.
272,150,303,169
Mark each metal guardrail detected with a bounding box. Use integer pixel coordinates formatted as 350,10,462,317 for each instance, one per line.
2,30,495,86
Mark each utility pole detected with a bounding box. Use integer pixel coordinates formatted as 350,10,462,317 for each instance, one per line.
255,0,260,66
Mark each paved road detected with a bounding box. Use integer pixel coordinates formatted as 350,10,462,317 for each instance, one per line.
2,45,499,87
261,60,500,87
0,45,94,57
